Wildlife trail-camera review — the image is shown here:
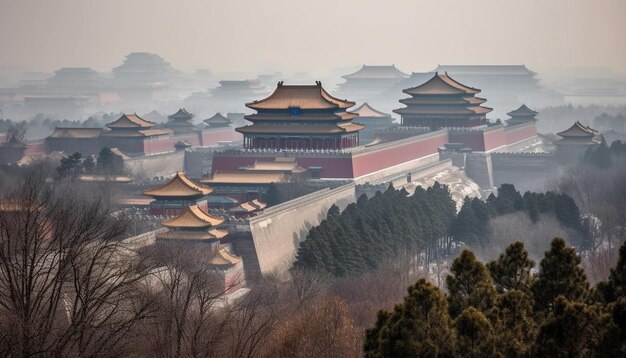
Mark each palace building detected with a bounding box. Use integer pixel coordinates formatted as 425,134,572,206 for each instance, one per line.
143,172,213,216
204,112,232,128
237,81,363,150
156,204,227,246
506,104,538,125
394,72,492,129
554,121,602,162
351,102,395,142
163,108,195,134
336,65,409,103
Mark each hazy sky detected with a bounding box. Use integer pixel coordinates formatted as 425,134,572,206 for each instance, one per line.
1,0,625,76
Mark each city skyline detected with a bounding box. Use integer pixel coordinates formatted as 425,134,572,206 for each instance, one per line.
1,0,625,76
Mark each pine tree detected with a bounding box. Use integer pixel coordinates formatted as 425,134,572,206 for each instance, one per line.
532,238,589,313
83,155,96,174
454,307,496,357
96,147,115,175
364,279,455,358
532,296,610,357
494,184,525,214
598,240,626,303
446,249,496,317
489,290,537,357
487,241,535,292
451,197,480,247
264,183,281,206
56,152,83,179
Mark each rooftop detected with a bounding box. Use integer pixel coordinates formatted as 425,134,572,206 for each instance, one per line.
144,172,213,198
200,171,286,185
246,81,354,110
161,204,224,228
342,65,409,80
168,108,194,121
49,127,104,139
557,121,598,138
507,104,538,117
352,102,391,118
106,113,156,129
403,72,481,96
204,112,232,124
208,248,242,266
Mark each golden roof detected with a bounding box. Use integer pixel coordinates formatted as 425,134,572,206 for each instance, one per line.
244,111,357,122
246,81,354,110
399,96,487,106
352,102,390,118
49,127,103,138
208,248,242,266
204,112,232,124
236,122,364,135
144,172,213,198
507,104,538,117
229,199,267,213
156,228,228,241
403,72,481,95
106,113,156,129
201,171,286,185
557,121,598,138
394,106,492,115
101,128,172,137
240,158,306,174
342,65,409,79
161,204,224,228
168,108,194,120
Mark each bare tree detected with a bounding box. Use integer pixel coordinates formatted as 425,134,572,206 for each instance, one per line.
0,172,153,357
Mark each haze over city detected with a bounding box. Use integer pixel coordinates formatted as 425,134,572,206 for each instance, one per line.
1,1,626,357
1,0,626,75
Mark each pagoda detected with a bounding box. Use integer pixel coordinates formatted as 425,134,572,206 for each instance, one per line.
204,112,232,128
208,248,244,292
156,204,227,247
506,104,538,125
394,72,492,129
102,113,170,138
352,102,395,142
164,108,195,133
0,133,27,164
237,81,363,150
554,121,601,162
144,172,213,216
336,65,409,102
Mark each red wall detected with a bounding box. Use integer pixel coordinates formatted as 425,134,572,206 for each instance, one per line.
352,133,447,178
483,129,508,151
24,140,48,155
505,123,537,146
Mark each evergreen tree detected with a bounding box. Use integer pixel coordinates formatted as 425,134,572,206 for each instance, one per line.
56,152,83,179
494,184,524,214
96,147,115,174
532,296,610,357
487,241,535,293
582,141,612,168
598,240,626,303
532,238,589,313
446,249,496,317
451,197,481,247
83,155,96,174
454,307,496,357
489,290,537,357
364,279,454,358
264,183,281,206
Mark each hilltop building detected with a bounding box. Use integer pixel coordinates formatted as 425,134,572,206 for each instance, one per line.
144,172,213,216
156,204,227,245
554,121,601,162
237,81,362,150
336,65,409,103
506,104,538,125
352,102,395,142
434,65,564,115
394,72,492,128
204,112,232,128
164,108,195,134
